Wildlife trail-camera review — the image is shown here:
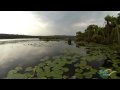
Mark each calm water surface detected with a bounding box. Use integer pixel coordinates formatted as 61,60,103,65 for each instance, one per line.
0,38,105,78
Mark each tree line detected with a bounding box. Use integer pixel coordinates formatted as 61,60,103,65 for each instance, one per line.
39,35,75,41
0,34,40,39
75,13,120,45
0,34,75,39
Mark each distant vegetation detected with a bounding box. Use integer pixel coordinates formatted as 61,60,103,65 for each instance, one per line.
75,13,120,54
75,13,120,45
0,34,75,41
0,34,40,39
39,35,75,41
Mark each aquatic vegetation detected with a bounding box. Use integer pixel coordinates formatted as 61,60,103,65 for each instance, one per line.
75,68,83,73
79,61,87,68
62,68,69,72
83,72,93,79
15,66,22,71
66,61,73,64
60,48,87,56
74,63,79,67
75,73,83,79
5,41,120,79
26,67,33,72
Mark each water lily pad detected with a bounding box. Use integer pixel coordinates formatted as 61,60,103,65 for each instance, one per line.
75,73,83,79
74,63,79,67
7,73,23,79
73,55,80,58
116,67,120,73
23,72,32,79
8,70,17,75
57,61,66,66
90,69,97,74
80,61,87,65
36,66,43,73
87,55,97,62
63,75,68,79
15,66,22,71
53,56,61,60
47,62,55,67
39,77,47,79
62,68,69,72
81,56,89,61
72,59,78,63
44,66,50,73
83,72,93,79
37,71,46,78
45,60,52,65
38,63,45,67
6,71,21,79
52,73,63,79
67,61,73,64
26,67,33,72
110,73,120,79
112,63,119,68
52,66,63,71
79,61,87,68
75,68,83,73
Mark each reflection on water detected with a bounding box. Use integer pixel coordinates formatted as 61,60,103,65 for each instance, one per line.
0,39,77,78
0,39,107,79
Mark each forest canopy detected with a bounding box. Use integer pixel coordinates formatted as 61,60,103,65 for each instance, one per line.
75,13,120,45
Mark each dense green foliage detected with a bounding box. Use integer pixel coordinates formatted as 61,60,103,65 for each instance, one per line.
75,13,120,45
0,34,75,40
0,34,40,39
39,36,75,41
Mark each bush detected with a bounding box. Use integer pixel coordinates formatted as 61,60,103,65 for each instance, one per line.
112,44,120,55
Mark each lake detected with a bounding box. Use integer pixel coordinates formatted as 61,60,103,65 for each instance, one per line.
0,38,119,79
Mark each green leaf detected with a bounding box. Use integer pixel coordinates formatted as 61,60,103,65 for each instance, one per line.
26,67,33,71
67,61,73,64
15,66,22,71
74,63,79,67
39,77,47,79
63,75,68,79
83,72,93,79
110,73,120,79
62,68,69,72
75,73,83,79
75,68,83,73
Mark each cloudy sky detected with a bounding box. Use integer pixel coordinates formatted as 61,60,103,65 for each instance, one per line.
0,11,120,36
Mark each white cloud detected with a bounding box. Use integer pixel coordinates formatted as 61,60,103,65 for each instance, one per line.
0,11,120,35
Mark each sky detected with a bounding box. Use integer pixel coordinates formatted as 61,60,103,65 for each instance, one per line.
0,11,120,36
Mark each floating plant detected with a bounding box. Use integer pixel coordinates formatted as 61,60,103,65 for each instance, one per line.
75,68,83,73
83,72,93,79
26,67,33,72
75,73,83,79
74,63,79,67
62,75,68,79
15,66,22,71
5,41,120,79
62,68,69,72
